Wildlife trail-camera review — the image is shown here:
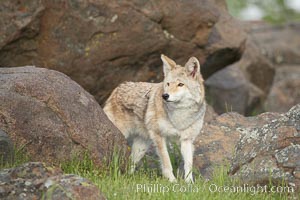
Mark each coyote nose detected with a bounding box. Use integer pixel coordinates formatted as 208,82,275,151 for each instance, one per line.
162,93,169,100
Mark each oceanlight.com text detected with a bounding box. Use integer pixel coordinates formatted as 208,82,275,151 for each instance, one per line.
136,183,294,195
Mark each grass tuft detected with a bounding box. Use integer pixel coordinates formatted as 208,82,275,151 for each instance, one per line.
0,144,30,170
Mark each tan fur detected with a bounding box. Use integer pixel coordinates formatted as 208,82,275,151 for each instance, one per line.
104,55,206,182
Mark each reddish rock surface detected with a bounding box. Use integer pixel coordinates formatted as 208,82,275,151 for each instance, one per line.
0,0,246,104
0,66,129,169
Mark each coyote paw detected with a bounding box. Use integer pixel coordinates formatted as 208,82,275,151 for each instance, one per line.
163,171,177,182
185,176,194,184
169,176,177,183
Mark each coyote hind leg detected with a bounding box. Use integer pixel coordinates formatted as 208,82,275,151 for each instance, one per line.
129,136,151,174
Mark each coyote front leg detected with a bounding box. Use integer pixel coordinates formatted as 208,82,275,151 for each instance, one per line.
150,131,176,182
181,140,194,183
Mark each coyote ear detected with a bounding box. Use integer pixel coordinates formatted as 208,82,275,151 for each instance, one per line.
185,57,200,78
161,54,176,76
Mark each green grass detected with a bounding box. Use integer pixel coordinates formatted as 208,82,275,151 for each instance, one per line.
0,144,30,170
60,153,299,200
1,148,299,200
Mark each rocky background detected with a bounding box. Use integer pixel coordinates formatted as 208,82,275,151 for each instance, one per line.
0,0,246,105
0,1,298,115
0,0,299,199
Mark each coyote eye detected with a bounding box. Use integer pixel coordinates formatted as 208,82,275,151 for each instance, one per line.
178,83,184,87
167,83,170,86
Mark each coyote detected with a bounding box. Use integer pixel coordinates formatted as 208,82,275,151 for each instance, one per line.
104,55,206,183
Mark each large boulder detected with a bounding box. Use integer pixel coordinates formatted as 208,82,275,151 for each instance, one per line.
206,23,300,115
249,23,300,66
205,65,264,115
229,104,300,190
0,0,246,104
243,23,300,113
239,39,275,95
265,66,300,113
205,32,275,115
0,66,128,169
0,162,106,200
194,108,279,178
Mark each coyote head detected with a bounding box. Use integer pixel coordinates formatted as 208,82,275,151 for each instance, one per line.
161,54,205,106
